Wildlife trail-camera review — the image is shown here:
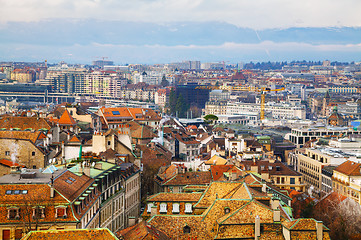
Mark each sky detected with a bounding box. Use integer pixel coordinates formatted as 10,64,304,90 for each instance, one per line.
1,0,361,64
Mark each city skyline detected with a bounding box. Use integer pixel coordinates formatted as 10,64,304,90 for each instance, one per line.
1,0,361,63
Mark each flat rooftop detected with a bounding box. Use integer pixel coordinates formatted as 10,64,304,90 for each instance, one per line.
0,167,66,185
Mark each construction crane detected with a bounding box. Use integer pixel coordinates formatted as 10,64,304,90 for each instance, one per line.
195,85,285,121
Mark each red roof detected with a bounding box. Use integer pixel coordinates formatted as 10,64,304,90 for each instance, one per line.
210,165,234,181
0,159,24,167
58,110,77,125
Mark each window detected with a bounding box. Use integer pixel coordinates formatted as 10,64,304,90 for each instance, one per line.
33,207,45,219
55,207,67,218
183,225,191,234
32,152,35,156
159,203,167,213
8,208,19,220
147,203,153,213
290,178,295,184
5,151,9,156
185,203,192,214
172,203,180,214
108,141,111,146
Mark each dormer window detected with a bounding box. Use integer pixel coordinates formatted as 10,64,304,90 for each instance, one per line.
33,206,45,219
172,203,180,214
147,203,154,214
185,203,192,214
159,203,167,214
8,207,20,220
55,206,67,218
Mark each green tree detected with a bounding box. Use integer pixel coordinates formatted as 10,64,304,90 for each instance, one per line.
175,93,188,117
168,89,177,115
204,114,219,124
160,75,169,87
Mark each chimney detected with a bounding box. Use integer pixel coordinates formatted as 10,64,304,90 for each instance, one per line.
151,206,157,216
61,141,65,159
84,162,91,176
128,216,136,227
271,198,280,210
231,171,237,181
262,183,267,193
273,208,280,222
50,175,55,198
255,215,260,239
316,221,323,240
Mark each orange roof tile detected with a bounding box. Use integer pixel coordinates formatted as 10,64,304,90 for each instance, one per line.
0,130,45,144
22,228,118,240
68,135,81,143
334,160,361,176
0,159,25,167
0,116,50,130
58,110,77,125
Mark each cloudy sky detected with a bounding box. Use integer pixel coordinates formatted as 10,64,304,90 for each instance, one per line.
1,0,361,64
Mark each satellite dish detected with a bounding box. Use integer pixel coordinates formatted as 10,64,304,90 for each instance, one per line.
91,162,96,168
48,159,52,164
53,158,56,163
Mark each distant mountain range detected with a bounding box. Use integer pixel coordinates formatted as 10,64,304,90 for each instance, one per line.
1,19,360,63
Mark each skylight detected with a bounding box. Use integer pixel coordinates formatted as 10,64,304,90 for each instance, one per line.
112,111,120,115
65,177,76,184
6,190,28,195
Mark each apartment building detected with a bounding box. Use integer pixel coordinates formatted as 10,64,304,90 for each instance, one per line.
0,167,101,240
332,160,361,205
288,126,361,148
296,147,350,197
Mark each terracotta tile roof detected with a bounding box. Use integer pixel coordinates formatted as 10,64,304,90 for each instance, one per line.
58,110,77,125
210,165,234,181
0,130,45,144
242,160,301,176
0,116,50,130
22,228,118,240
217,200,287,225
147,192,202,202
53,170,94,202
334,160,361,176
0,159,25,167
205,155,227,166
119,221,170,240
195,182,251,208
163,171,212,187
0,184,76,224
148,215,212,240
282,218,328,231
68,135,81,143
100,107,161,124
131,124,157,139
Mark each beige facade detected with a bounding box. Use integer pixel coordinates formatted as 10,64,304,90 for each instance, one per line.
124,172,141,228
0,139,46,169
297,148,347,197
